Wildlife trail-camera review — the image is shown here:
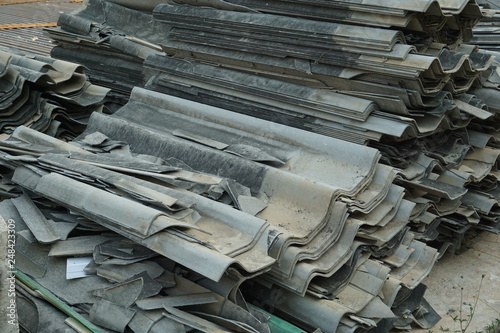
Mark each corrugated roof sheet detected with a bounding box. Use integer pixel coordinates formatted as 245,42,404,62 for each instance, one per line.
1,0,500,332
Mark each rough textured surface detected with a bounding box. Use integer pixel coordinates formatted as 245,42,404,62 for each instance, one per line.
415,232,500,333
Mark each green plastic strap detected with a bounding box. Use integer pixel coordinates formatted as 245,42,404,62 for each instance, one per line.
249,304,307,333
15,269,102,333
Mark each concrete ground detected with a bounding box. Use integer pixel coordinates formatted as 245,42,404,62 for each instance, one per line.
414,231,500,333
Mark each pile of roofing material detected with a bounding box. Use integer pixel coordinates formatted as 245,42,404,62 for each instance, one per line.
0,47,109,140
470,1,500,51
26,0,500,330
198,0,482,45
47,0,500,250
1,87,442,332
45,0,166,101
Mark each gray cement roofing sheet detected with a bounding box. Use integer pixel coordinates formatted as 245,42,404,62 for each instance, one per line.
1,91,44,130
144,68,478,143
54,0,485,86
147,42,426,109
166,27,414,64
2,136,410,304
150,317,188,333
356,199,415,247
399,178,468,201
97,277,147,308
270,183,403,283
64,152,180,173
128,310,182,333
56,0,168,44
381,240,416,268
0,85,30,121
426,196,462,217
48,234,121,257
188,312,267,333
348,259,391,297
268,220,362,296
35,180,272,275
461,190,499,214
15,234,114,305
471,86,500,113
0,70,24,105
252,258,389,332
78,91,383,250
0,51,11,77
154,4,405,51
0,4,476,330
29,172,195,237
92,89,380,193
0,50,108,136
436,0,473,11
205,0,417,28
9,53,83,83
10,163,276,281
11,192,60,243
370,224,411,257
455,146,500,182
95,261,165,284
47,81,109,107
162,306,234,333
136,293,218,310
306,251,370,298
468,129,500,148
16,287,90,333
389,240,439,289
398,245,438,289
107,35,163,61
161,273,271,333
145,71,413,139
145,56,378,123
158,40,485,98
35,154,271,255
300,0,443,13
90,299,136,332
111,0,466,16
346,164,397,214
159,37,489,80
0,76,28,114
268,202,349,280
350,184,406,227
10,125,87,153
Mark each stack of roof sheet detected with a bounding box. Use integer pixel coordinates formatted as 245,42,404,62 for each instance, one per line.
13,0,498,331
147,3,494,138
45,0,496,141
141,1,500,249
43,0,499,249
0,87,441,332
0,48,109,140
470,1,500,51
200,0,483,45
7,195,274,333
45,0,166,101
